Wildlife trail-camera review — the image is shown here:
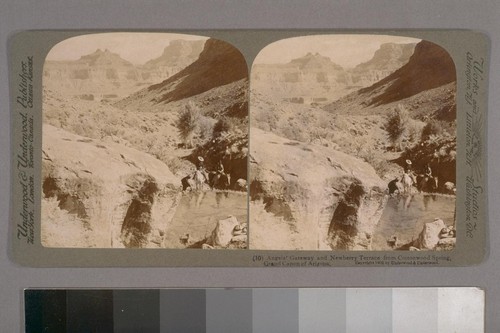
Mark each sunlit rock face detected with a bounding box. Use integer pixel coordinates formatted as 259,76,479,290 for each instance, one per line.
249,128,386,250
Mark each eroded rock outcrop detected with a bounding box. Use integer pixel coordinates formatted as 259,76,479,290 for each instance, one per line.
42,125,180,248
327,179,387,250
249,128,386,250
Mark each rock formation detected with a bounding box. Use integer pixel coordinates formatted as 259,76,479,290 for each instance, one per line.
122,38,248,106
43,40,206,99
249,128,386,250
251,43,416,104
141,39,205,80
114,38,250,188
356,40,456,106
41,125,180,248
348,43,416,87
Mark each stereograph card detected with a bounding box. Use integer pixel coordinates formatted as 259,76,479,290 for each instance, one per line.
9,30,489,267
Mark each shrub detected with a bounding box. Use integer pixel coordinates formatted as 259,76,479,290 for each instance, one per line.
421,121,444,141
385,104,409,150
176,103,200,147
213,117,232,138
198,116,216,142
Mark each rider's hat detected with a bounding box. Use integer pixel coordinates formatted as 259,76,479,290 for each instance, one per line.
198,156,204,162
406,159,412,165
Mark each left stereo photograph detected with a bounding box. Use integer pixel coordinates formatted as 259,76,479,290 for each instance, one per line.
40,33,249,250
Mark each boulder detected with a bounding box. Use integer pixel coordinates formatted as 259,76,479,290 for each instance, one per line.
414,218,447,250
207,215,240,247
436,237,456,251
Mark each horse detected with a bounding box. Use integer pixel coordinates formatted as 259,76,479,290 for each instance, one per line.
418,175,438,193
209,171,231,190
193,169,209,191
388,178,403,195
181,175,194,191
401,172,415,194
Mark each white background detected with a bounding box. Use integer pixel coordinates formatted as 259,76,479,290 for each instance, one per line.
1,1,498,331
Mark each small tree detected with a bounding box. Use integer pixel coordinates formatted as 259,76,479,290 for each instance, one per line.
198,116,215,142
385,104,409,151
213,117,231,138
176,103,200,148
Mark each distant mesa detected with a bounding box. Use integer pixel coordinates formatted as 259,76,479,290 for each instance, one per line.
77,48,133,67
288,52,344,71
251,42,417,104
43,39,206,98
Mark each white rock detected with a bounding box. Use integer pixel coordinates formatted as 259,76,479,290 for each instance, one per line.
208,215,239,247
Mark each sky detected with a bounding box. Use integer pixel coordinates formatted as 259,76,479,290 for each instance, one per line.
253,34,422,69
46,32,209,65
46,33,421,69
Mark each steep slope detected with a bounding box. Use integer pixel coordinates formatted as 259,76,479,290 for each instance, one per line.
348,43,416,86
143,38,248,104
356,40,456,106
115,38,249,117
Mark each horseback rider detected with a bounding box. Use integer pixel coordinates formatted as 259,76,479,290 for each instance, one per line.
402,159,413,180
419,163,436,192
196,156,209,183
212,160,226,188
217,160,225,175
404,159,412,173
388,178,401,195
400,159,416,194
196,156,205,170
424,163,432,177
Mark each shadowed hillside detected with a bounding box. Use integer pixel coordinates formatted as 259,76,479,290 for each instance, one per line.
146,38,248,104
357,40,456,106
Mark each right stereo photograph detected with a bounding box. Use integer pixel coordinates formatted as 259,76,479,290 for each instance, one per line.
249,34,457,251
